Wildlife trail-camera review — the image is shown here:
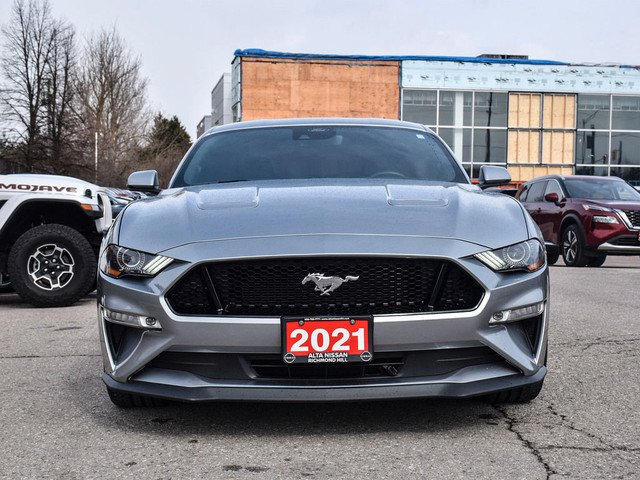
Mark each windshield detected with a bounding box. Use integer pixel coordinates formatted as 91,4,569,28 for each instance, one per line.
564,178,640,201
171,125,468,187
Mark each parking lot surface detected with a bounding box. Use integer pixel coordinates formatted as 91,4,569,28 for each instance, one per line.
1,257,639,479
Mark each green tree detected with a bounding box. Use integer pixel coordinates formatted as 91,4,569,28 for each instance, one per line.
137,113,191,187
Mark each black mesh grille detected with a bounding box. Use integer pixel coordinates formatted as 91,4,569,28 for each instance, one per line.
622,209,640,227
608,235,640,247
165,268,214,315
145,347,503,381
165,257,484,316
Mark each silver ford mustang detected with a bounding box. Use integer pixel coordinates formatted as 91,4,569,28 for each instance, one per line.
97,118,549,407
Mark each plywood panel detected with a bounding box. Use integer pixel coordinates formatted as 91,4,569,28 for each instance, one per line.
508,130,540,163
509,165,573,182
241,58,400,121
542,131,575,164
509,94,541,128
543,94,575,129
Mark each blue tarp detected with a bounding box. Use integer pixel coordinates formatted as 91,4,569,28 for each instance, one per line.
234,49,640,69
233,48,568,66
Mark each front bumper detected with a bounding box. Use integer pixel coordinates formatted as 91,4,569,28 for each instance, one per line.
98,235,549,402
103,365,547,402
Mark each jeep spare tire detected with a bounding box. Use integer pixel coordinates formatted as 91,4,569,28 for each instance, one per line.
8,224,97,307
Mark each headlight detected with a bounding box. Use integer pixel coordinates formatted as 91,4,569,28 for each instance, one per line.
474,239,545,272
592,215,619,224
582,204,611,212
100,244,174,277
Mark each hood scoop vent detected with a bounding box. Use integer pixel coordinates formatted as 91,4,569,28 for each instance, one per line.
386,184,449,207
196,186,259,210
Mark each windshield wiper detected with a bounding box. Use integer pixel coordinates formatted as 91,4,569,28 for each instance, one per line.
215,179,249,184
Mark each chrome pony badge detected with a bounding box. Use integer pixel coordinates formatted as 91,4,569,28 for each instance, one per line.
302,273,359,296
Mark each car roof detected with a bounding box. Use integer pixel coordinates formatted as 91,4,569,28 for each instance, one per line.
203,118,433,136
523,174,624,184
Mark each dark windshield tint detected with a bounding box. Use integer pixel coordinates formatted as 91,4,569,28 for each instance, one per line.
171,126,468,187
564,178,640,201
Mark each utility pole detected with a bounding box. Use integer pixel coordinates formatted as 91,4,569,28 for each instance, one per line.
94,131,98,184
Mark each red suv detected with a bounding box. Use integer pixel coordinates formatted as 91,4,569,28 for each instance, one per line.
516,175,640,266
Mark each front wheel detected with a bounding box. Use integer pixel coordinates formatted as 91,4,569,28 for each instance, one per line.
562,225,588,267
8,224,97,307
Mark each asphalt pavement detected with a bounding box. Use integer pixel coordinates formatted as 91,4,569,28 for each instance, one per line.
0,257,638,479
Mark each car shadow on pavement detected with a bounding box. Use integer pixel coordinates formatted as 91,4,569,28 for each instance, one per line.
73,370,500,436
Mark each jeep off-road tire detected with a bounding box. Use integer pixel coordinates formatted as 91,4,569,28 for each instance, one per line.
8,224,97,307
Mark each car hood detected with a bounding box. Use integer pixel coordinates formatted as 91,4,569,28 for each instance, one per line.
117,179,529,254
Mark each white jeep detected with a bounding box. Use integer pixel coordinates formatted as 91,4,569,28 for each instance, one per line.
0,174,112,307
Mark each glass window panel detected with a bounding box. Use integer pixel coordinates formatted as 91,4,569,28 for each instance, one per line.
611,132,640,166
610,167,640,183
473,129,507,163
574,166,609,176
474,92,507,127
612,96,640,131
526,181,547,202
462,163,472,177
402,90,437,125
439,91,472,126
545,180,564,198
575,131,609,165
439,127,471,161
577,95,610,130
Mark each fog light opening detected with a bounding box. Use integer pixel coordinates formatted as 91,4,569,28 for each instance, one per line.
490,301,545,325
103,307,161,330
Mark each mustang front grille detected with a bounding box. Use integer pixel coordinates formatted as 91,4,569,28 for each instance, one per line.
165,257,484,316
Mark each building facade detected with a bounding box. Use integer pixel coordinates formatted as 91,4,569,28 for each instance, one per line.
197,73,234,138
230,49,640,183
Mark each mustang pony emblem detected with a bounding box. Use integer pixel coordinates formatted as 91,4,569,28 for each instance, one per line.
302,273,360,296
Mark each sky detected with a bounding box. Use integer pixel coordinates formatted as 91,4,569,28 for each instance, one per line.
2,0,640,139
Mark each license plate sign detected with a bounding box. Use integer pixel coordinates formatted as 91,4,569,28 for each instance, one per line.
282,316,373,364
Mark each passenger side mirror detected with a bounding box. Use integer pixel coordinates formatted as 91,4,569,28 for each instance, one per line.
127,170,160,195
544,192,560,203
478,165,511,189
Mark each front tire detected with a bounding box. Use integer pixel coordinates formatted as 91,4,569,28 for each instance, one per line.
546,248,559,265
8,224,97,307
562,225,588,267
107,387,163,408
484,379,544,403
587,255,607,267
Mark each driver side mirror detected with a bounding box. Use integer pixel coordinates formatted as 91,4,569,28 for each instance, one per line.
478,165,511,189
127,170,160,195
544,192,561,203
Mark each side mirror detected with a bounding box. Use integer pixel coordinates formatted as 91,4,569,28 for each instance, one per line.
127,170,160,194
544,192,560,203
478,165,511,189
